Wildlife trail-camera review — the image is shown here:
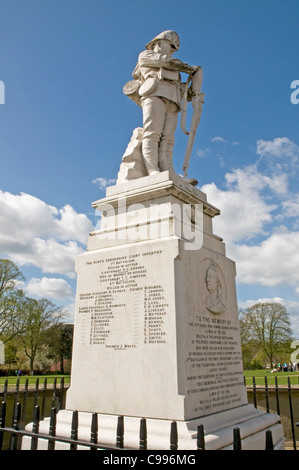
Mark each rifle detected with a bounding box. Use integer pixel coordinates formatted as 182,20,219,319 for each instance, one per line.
181,68,205,178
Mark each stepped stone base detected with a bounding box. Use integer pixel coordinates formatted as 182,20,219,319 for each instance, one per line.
22,404,284,450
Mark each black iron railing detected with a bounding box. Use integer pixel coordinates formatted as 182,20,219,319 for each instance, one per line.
0,377,67,425
0,401,276,451
244,375,298,450
0,375,297,450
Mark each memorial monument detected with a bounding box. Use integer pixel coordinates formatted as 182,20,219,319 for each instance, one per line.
24,31,285,450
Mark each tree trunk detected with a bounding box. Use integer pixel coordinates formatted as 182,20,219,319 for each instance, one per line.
30,357,34,376
60,352,64,374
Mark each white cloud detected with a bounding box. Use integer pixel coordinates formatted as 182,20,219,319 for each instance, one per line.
202,165,278,244
6,238,83,278
282,195,299,218
225,165,288,195
230,229,299,289
63,300,76,323
256,137,299,174
256,137,299,160
196,148,211,158
51,204,94,244
0,190,94,277
211,136,228,144
26,277,73,299
92,177,116,190
0,191,93,243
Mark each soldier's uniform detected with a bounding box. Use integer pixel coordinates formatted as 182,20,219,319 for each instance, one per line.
134,31,195,174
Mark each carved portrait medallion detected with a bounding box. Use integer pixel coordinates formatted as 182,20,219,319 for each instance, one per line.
204,261,226,315
196,258,227,316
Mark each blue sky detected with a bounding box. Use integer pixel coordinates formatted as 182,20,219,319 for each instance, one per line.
1,0,299,335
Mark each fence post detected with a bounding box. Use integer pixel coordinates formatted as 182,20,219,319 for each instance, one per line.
0,401,6,450
265,376,269,413
288,376,296,451
170,421,178,450
52,377,57,409
48,407,57,451
31,405,40,450
60,377,65,410
265,429,274,450
10,402,21,451
116,416,124,448
3,379,8,402
274,375,280,416
90,412,98,450
41,378,47,420
33,378,39,409
253,376,257,408
139,418,147,450
12,378,20,422
197,424,205,450
233,427,242,450
21,378,29,428
70,410,79,450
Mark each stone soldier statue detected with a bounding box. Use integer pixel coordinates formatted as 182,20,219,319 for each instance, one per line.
121,31,203,184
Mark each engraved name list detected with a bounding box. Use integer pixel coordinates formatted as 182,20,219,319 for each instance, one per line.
77,250,169,351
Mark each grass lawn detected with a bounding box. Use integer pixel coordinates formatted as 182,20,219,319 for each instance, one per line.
244,369,299,386
2,371,299,388
0,375,70,387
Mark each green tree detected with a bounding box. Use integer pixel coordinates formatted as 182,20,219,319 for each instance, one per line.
18,298,65,374
0,259,28,343
0,259,24,297
45,323,73,373
0,260,71,373
241,302,293,368
0,290,31,343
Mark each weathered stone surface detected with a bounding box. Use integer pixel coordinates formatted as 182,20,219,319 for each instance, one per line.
117,127,147,183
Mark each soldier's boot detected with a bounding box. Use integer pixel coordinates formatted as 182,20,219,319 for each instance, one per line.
158,147,174,172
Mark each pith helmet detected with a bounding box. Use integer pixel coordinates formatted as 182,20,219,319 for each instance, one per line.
145,30,180,51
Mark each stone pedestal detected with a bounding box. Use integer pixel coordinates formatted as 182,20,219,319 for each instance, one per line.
24,171,285,449
67,171,249,420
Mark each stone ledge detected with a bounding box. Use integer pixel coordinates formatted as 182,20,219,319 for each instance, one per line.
22,405,284,450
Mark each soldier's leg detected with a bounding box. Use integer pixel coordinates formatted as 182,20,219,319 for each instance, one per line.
141,97,166,174
158,100,179,172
